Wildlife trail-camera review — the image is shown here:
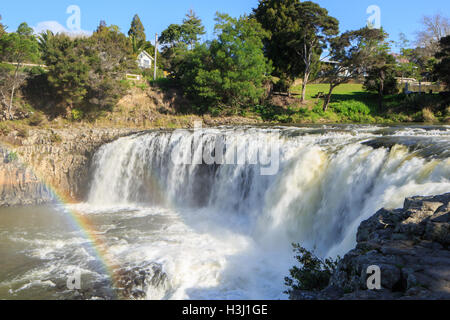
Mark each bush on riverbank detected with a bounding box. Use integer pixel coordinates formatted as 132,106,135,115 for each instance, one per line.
285,244,340,293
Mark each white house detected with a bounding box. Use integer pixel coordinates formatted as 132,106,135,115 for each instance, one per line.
320,57,352,78
137,50,154,69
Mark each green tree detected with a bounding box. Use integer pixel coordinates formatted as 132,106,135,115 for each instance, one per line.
160,10,206,77
360,29,398,109
37,30,54,58
160,10,205,48
160,24,184,48
288,1,339,102
87,24,136,109
41,34,90,115
179,13,272,111
128,14,146,43
0,22,39,119
42,25,136,117
394,33,421,81
364,53,398,109
434,35,450,89
16,22,33,37
408,47,437,82
321,27,385,111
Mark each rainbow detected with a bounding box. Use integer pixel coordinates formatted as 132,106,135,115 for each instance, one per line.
51,189,120,297
1,143,121,298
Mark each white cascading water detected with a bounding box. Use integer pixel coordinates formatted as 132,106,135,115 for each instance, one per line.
83,125,450,300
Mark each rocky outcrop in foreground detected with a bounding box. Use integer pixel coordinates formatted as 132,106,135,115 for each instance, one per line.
295,193,450,300
0,128,137,206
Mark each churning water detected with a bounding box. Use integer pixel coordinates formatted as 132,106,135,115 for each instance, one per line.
1,125,449,299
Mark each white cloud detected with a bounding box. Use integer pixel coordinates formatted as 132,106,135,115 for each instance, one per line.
33,21,91,36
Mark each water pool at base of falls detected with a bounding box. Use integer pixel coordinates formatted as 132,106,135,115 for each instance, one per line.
0,125,449,300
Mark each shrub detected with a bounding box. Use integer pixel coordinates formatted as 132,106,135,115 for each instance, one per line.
0,123,11,136
27,112,44,126
7,151,18,163
333,100,371,116
421,108,436,122
208,106,222,117
16,127,28,138
149,77,174,90
143,68,165,81
71,109,84,121
364,74,399,95
273,76,292,93
137,83,147,91
285,244,340,293
49,132,62,143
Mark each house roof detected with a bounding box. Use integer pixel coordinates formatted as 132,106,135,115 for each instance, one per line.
138,50,154,61
321,57,339,64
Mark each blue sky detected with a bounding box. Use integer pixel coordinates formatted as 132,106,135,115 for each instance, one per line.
0,0,448,49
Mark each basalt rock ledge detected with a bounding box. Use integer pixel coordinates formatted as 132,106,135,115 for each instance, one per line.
292,193,450,300
0,128,137,206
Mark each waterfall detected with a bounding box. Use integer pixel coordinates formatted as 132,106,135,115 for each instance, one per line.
86,125,450,299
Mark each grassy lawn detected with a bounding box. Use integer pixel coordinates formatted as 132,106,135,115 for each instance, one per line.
252,82,448,124
291,83,365,100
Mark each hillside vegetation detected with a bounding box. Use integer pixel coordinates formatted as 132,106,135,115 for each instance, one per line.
0,2,449,133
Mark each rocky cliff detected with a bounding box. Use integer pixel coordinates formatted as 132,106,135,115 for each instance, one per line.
303,193,450,300
0,128,137,206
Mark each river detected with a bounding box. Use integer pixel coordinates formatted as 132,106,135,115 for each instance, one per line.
0,124,449,300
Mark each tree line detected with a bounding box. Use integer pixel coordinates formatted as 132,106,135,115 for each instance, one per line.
158,1,449,114
0,15,147,120
0,1,449,121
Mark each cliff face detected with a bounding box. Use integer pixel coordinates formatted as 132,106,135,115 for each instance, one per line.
0,128,136,206
316,193,450,300
0,146,53,206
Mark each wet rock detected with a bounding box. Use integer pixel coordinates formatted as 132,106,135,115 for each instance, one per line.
116,263,169,300
316,193,450,300
289,290,318,300
317,285,344,300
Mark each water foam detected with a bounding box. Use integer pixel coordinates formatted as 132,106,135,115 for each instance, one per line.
83,125,450,299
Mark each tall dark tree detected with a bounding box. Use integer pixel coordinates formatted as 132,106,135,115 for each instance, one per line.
41,35,90,115
254,0,339,101
181,9,205,48
253,0,303,91
88,25,136,109
128,14,146,43
434,35,450,89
